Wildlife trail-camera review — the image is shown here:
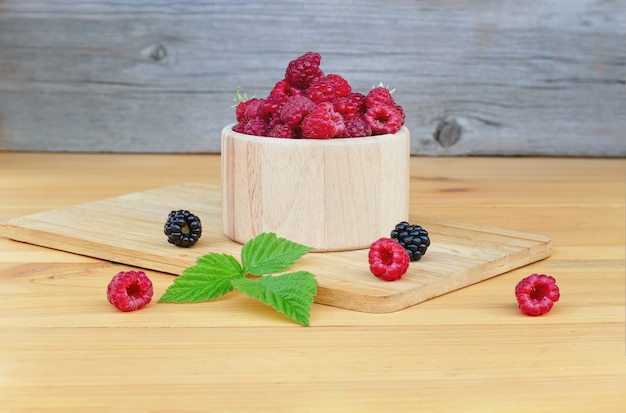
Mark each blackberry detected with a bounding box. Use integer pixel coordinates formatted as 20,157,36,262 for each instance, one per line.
164,210,202,247
390,221,430,262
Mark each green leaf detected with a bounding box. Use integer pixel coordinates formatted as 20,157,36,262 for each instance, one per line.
241,232,314,276
231,271,318,326
159,253,244,303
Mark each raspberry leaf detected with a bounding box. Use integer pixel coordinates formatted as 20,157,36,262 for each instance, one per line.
241,232,314,276
231,271,318,326
159,253,243,303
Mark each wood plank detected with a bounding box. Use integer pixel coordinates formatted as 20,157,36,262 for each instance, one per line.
0,0,624,156
0,183,551,313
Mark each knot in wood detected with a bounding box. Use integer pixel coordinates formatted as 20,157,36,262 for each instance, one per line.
150,44,167,62
434,119,462,148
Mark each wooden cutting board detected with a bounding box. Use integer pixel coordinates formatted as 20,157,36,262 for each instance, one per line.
0,183,551,313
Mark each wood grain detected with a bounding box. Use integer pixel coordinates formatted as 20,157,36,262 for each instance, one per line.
0,183,551,313
0,153,624,412
0,0,624,156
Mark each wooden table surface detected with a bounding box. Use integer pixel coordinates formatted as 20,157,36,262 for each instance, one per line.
1,153,624,412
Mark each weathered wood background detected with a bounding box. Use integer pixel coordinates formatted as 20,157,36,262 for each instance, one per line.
0,0,624,156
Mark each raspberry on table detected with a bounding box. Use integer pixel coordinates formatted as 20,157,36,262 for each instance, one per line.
164,210,202,247
107,270,154,312
285,52,324,90
368,237,410,281
301,101,346,139
515,274,561,316
390,221,430,261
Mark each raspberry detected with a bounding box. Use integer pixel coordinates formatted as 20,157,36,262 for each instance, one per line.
258,94,288,124
326,74,352,98
269,123,297,138
235,97,263,123
368,238,410,281
285,52,324,90
390,221,430,261
270,79,303,98
364,103,404,135
107,270,153,312
339,116,372,138
515,274,561,316
243,118,269,136
301,102,346,139
332,92,367,120
164,210,202,247
280,95,317,129
305,78,337,104
366,86,396,107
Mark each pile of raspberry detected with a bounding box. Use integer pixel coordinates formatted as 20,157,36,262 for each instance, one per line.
233,52,405,139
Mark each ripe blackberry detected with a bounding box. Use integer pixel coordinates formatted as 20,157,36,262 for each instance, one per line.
390,221,430,261
164,210,202,247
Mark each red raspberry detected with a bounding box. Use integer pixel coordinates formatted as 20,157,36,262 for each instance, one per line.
326,74,352,98
270,79,303,98
366,86,396,107
280,95,317,130
368,238,410,281
301,102,346,139
515,274,561,316
243,118,269,136
235,97,263,123
107,270,154,312
269,123,297,138
339,116,372,138
305,78,337,104
333,92,367,120
258,94,288,125
364,103,404,135
285,52,324,90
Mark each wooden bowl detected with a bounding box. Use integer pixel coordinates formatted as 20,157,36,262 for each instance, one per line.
221,124,410,251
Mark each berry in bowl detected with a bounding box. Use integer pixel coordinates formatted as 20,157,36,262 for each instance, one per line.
221,52,410,251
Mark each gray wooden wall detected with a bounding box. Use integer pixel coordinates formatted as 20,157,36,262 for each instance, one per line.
1,0,624,156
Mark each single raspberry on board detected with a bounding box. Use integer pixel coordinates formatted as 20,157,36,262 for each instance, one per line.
301,102,346,139
368,238,410,281
285,52,324,90
515,274,561,316
107,270,154,312
363,103,404,135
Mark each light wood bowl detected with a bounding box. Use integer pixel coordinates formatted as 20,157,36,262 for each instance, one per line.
221,124,410,251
